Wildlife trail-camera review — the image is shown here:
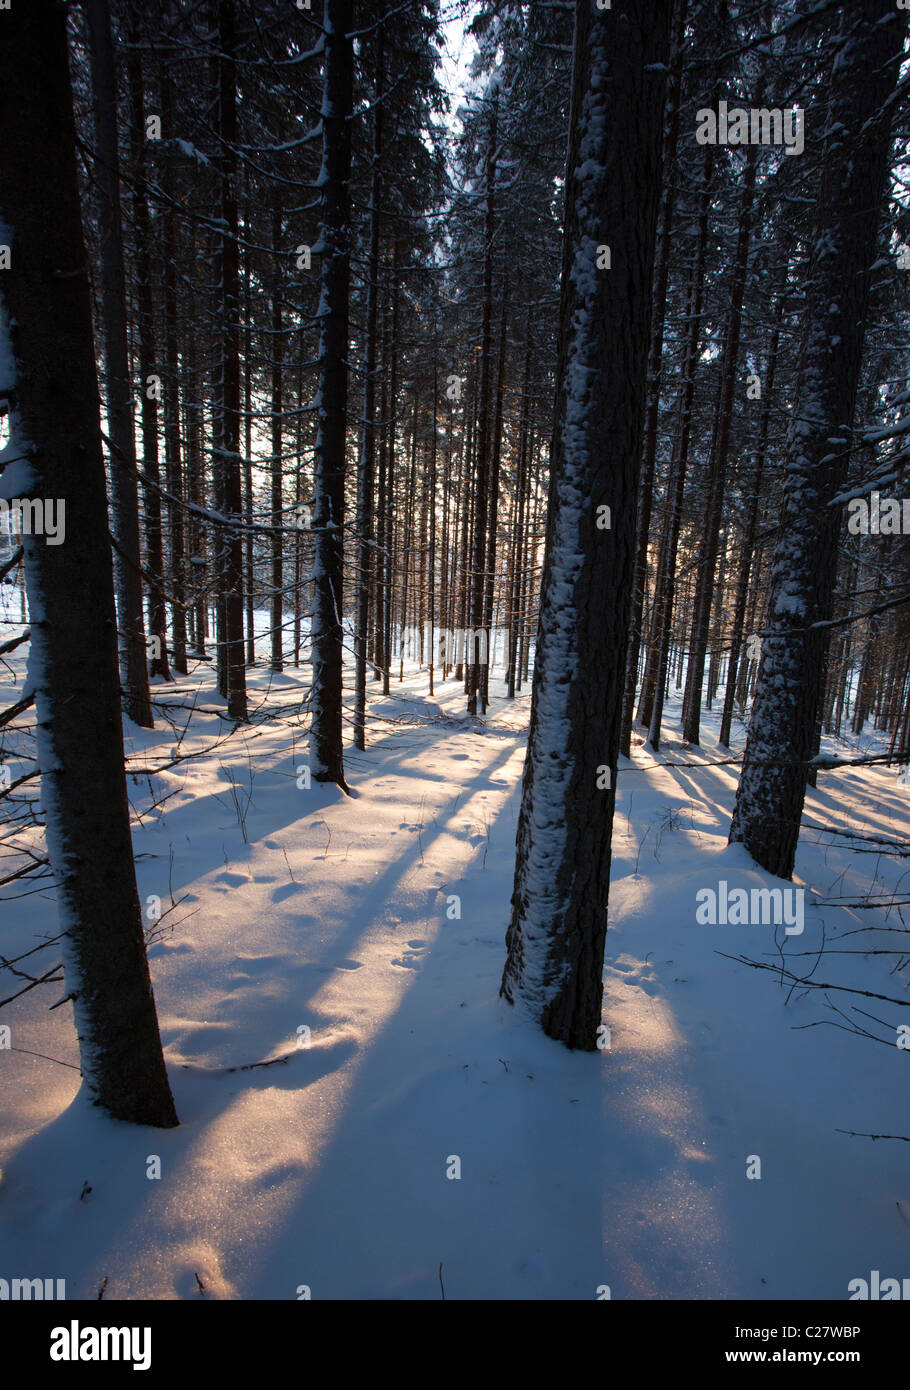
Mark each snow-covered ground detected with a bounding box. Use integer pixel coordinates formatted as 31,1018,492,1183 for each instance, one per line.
1,601,908,1299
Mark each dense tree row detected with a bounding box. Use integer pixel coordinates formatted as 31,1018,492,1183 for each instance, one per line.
1,0,909,1115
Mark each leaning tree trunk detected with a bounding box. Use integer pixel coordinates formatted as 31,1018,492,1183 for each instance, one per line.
501,0,672,1049
309,0,354,788
0,0,177,1126
84,0,154,728
729,0,907,878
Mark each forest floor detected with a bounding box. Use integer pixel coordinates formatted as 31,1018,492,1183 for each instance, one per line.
1,615,909,1299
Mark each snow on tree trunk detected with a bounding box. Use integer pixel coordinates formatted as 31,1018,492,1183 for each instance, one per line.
501,0,672,1048
0,0,177,1126
310,0,354,788
729,0,907,879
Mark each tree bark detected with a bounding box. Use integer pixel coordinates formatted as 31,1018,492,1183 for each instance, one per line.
0,0,177,1125
85,0,154,727
213,0,248,720
718,281,786,748
466,96,498,716
501,0,672,1048
270,201,284,673
127,45,171,682
310,0,353,787
353,31,383,749
160,73,188,677
637,129,716,732
620,0,687,755
681,146,757,744
729,0,907,877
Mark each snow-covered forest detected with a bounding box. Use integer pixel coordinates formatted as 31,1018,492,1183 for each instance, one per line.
2,0,910,1328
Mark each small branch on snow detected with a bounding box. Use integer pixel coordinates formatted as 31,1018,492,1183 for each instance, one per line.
835,1129,910,1142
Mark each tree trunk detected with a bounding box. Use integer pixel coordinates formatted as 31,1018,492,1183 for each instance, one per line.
309,0,353,787
729,0,907,877
0,0,177,1125
428,350,437,697
127,45,171,682
637,128,716,732
214,0,247,720
353,32,383,749
85,0,154,727
507,322,533,698
466,96,498,716
380,247,400,698
243,235,256,666
620,0,687,755
270,201,284,673
160,77,188,677
501,0,672,1048
481,289,508,712
718,281,786,748
681,144,756,744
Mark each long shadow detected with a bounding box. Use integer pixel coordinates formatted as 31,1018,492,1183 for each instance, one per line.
219,768,611,1301
0,726,526,1297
